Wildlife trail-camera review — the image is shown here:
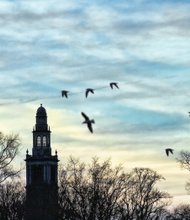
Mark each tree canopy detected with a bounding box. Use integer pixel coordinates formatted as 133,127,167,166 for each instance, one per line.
58,157,171,220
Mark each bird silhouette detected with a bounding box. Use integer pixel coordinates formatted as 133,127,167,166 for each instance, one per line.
61,90,69,98
165,148,174,156
85,88,94,98
81,112,95,133
110,82,119,89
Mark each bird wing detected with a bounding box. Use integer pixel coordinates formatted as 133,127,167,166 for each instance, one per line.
86,89,89,98
165,149,169,156
115,83,119,89
169,149,174,154
81,112,89,120
110,83,113,89
87,122,93,133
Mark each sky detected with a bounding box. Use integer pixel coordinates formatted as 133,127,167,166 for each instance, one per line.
0,0,190,206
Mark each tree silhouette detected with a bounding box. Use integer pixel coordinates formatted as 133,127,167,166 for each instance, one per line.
0,133,21,184
58,157,170,220
119,168,171,220
177,150,190,193
0,180,25,220
168,204,190,220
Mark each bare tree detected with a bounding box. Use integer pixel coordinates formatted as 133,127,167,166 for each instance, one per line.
0,133,21,184
0,180,25,220
119,168,171,220
177,151,190,172
177,151,190,193
58,158,170,220
59,157,128,220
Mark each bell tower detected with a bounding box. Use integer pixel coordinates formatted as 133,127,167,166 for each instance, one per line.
25,105,59,220
33,104,51,156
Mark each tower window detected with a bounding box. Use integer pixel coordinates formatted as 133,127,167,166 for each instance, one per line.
43,136,47,147
37,136,41,147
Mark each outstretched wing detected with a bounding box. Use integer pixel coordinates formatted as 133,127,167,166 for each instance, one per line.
169,149,174,155
87,123,93,133
114,83,119,89
61,90,65,97
110,83,113,89
81,112,89,120
85,89,89,98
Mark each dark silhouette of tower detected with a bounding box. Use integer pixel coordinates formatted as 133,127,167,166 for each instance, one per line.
25,105,59,220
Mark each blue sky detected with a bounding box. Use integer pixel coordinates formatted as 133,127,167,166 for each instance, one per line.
0,0,190,205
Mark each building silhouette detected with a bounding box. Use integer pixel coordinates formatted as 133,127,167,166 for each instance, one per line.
25,105,59,220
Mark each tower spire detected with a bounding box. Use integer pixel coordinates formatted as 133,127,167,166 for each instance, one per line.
33,104,51,156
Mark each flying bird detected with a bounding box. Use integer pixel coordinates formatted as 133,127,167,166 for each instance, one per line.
61,90,69,98
165,148,174,156
85,88,94,98
110,82,119,89
81,112,95,133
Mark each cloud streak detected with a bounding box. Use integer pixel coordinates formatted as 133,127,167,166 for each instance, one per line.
0,0,189,206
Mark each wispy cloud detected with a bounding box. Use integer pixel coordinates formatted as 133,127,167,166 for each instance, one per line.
0,0,190,204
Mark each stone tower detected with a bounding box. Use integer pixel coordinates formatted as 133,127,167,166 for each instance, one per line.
25,105,59,220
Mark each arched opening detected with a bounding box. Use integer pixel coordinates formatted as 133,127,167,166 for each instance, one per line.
37,136,41,147
43,136,47,147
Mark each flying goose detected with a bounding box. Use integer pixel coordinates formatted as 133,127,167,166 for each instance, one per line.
61,90,69,98
81,112,95,133
165,148,174,156
85,88,94,98
110,82,119,89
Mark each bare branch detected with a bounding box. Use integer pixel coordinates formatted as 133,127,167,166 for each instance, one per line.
0,133,21,184
177,151,190,172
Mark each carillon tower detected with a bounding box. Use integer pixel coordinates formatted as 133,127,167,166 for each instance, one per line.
25,105,59,220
